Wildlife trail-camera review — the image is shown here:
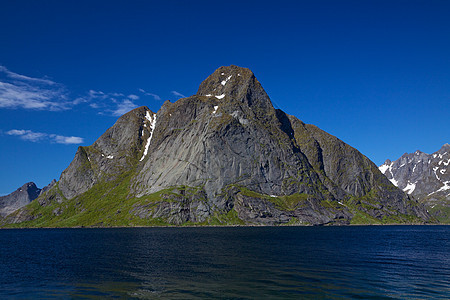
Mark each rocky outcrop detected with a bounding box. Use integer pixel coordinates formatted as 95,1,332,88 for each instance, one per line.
39,179,57,196
3,65,434,227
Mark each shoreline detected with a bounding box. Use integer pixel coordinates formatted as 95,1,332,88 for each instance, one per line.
1,223,447,230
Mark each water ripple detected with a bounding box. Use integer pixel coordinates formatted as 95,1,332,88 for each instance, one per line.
0,226,448,299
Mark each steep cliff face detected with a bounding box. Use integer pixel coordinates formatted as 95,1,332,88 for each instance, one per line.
2,66,433,227
133,66,329,210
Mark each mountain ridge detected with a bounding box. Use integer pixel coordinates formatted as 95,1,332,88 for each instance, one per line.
1,65,434,227
0,180,56,218
379,144,449,223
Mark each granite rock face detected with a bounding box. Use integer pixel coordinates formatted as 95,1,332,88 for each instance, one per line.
134,66,326,206
3,66,434,226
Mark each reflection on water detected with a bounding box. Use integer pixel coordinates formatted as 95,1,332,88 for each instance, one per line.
0,226,448,299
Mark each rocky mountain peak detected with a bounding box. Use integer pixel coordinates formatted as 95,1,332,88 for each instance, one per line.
0,182,41,217
20,182,41,199
196,65,274,112
438,143,450,153
378,143,449,222
2,67,433,227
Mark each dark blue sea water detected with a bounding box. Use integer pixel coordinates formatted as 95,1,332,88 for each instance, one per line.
0,226,448,299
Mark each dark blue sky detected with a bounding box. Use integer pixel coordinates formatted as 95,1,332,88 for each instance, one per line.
0,0,449,194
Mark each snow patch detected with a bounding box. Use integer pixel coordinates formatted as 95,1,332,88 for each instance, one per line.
221,72,224,75
145,111,152,122
379,161,395,180
439,159,450,166
436,181,450,193
433,167,440,180
205,94,212,97
215,94,225,99
106,155,114,159
221,75,232,86
403,182,416,194
140,112,157,162
379,164,389,174
338,201,344,205
270,195,277,198
212,106,218,114
440,169,446,174
389,178,399,186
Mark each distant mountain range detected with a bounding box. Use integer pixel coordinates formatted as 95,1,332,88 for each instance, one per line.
379,144,449,222
1,66,433,227
0,180,55,218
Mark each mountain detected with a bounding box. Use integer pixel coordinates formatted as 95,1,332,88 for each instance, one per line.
0,180,56,219
379,144,450,223
1,65,433,227
0,182,41,218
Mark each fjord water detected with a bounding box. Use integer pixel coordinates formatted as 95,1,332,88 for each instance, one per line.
1,226,448,299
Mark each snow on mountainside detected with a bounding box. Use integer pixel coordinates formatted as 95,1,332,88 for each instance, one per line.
379,143,450,222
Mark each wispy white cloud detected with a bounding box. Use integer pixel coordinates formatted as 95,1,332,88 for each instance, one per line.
83,89,140,116
89,102,100,109
111,99,138,116
6,129,46,142
171,90,186,99
6,129,84,144
139,88,161,101
50,134,84,144
0,66,56,85
0,66,71,111
0,67,137,116
128,94,139,100
0,66,168,117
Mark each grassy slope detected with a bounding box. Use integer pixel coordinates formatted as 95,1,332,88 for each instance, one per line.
423,198,450,224
2,177,430,228
3,172,249,228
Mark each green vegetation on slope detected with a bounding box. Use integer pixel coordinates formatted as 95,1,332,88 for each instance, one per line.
2,179,432,228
